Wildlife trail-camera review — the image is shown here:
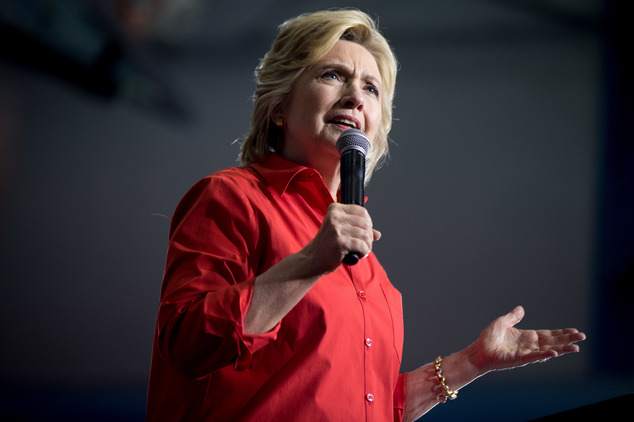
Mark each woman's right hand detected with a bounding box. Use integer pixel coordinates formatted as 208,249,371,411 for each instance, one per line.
300,203,381,275
245,203,380,334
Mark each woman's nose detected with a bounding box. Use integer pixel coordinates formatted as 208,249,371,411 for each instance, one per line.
340,83,364,110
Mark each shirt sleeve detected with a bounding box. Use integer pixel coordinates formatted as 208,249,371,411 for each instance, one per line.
393,372,407,421
155,174,280,378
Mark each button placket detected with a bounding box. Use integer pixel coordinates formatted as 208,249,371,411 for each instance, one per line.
348,264,376,411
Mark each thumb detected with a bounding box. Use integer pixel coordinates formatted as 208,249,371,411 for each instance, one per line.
373,228,382,241
505,305,525,326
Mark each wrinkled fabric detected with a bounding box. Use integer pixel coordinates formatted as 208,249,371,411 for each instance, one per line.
146,153,406,421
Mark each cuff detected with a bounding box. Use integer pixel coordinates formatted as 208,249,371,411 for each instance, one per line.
231,278,282,371
393,372,407,421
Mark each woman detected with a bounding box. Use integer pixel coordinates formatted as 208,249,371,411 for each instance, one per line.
146,9,585,422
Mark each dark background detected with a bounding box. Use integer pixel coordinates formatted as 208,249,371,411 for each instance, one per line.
1,1,632,420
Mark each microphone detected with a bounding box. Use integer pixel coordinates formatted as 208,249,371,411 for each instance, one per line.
336,128,371,266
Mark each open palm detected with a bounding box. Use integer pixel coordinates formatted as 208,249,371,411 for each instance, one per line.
472,306,586,373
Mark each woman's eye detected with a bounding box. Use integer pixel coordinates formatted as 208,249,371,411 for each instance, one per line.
366,85,380,97
322,71,340,80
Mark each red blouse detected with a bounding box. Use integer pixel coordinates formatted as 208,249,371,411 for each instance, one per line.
146,153,406,421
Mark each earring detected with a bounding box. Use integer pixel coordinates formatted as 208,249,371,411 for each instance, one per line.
274,117,284,127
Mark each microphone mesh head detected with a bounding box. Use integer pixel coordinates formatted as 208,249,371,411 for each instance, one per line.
336,129,370,156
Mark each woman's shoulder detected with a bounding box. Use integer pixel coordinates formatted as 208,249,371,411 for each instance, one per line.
208,164,258,182
169,166,262,235
194,165,263,197
182,165,260,202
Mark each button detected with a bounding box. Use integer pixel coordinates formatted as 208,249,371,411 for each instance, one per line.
358,290,367,299
365,338,373,348
365,393,374,403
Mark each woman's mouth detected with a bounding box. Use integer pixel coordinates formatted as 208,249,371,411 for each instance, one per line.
328,116,360,130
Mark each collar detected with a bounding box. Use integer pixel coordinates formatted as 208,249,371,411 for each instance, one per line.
248,153,323,196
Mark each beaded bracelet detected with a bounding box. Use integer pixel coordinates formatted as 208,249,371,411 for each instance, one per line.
434,356,459,403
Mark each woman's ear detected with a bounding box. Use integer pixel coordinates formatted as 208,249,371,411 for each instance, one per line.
273,115,284,127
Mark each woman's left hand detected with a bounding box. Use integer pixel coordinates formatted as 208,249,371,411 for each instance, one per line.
470,306,586,374
403,306,586,421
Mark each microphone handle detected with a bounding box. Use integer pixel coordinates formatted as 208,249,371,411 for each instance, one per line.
340,150,365,266
343,252,360,266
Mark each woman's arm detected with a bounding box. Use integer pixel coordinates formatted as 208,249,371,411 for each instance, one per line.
403,306,586,422
403,348,479,420
244,202,381,334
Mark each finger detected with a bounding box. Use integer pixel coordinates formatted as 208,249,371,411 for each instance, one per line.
531,343,580,361
537,330,586,349
557,330,586,344
327,204,379,258
347,227,379,260
529,330,586,362
340,211,376,244
525,349,559,365
338,203,368,217
539,328,583,337
333,206,373,231
345,226,375,257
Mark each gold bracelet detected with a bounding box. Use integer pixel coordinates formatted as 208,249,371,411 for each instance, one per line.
434,356,458,402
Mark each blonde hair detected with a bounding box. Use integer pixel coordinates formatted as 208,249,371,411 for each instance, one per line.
239,9,397,182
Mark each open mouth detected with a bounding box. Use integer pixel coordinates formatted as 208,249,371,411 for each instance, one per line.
329,118,359,130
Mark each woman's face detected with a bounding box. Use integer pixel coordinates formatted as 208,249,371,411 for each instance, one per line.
280,40,382,167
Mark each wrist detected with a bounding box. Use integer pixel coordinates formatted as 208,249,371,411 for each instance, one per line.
291,248,332,279
462,343,491,379
440,346,487,391
434,356,458,402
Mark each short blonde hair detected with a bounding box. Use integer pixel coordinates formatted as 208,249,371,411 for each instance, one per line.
239,9,398,182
